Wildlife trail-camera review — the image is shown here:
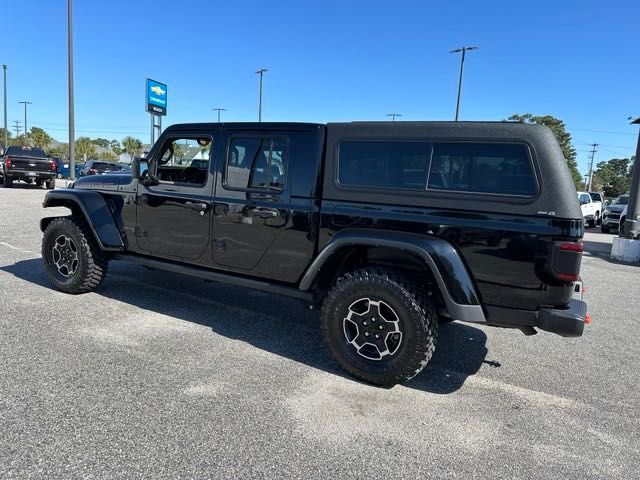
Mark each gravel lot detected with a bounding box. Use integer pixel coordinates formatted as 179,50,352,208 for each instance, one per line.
1,184,638,479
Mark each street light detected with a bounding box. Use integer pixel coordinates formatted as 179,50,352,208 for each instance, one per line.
2,65,7,148
68,0,76,180
256,68,268,122
622,117,640,239
450,46,479,121
386,113,402,122
212,107,227,123
18,101,32,135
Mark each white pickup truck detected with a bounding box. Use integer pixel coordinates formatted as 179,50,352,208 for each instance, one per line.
577,191,603,227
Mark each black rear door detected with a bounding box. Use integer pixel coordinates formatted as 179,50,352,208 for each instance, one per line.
211,132,290,270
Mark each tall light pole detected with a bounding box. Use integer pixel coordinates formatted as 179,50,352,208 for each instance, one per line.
622,117,640,239
450,46,479,121
212,107,226,123
68,0,76,179
2,65,7,148
386,113,402,122
19,101,32,135
256,68,268,122
587,142,598,192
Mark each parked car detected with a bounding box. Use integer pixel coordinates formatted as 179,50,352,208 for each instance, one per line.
577,191,602,227
0,145,56,188
40,121,588,386
601,194,629,233
79,160,125,176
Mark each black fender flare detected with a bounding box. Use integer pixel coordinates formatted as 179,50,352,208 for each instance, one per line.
40,189,125,251
299,229,485,323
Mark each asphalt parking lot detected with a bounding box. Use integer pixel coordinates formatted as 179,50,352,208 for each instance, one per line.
1,184,638,479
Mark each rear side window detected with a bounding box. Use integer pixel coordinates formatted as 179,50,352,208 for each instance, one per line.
428,143,536,196
225,136,288,191
337,140,429,189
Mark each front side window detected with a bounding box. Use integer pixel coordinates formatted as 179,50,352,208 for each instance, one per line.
225,136,288,191
155,137,212,185
337,140,429,189
428,143,537,196
579,194,591,204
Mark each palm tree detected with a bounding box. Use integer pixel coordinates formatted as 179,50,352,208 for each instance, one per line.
122,136,143,161
75,137,96,162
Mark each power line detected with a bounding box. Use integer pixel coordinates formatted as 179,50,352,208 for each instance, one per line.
450,46,479,121
212,107,226,123
13,120,21,137
386,113,402,122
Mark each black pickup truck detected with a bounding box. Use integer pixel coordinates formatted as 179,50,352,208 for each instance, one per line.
40,121,587,386
0,145,57,188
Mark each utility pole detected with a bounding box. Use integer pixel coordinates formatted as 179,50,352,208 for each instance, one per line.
13,120,21,137
621,118,640,239
68,0,76,179
2,65,7,149
19,101,32,135
587,143,598,192
450,46,479,121
386,113,402,122
256,68,268,122
212,107,226,123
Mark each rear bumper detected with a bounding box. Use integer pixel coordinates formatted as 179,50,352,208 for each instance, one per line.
537,299,587,337
6,171,55,180
485,298,587,338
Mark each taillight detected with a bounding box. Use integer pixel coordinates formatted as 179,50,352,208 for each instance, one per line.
559,242,584,253
5,156,11,168
551,241,583,282
49,160,56,172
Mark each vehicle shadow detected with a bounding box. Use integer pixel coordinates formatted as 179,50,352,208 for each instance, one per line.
1,258,493,394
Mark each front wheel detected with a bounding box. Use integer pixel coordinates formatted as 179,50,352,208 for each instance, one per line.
321,268,438,387
42,217,108,293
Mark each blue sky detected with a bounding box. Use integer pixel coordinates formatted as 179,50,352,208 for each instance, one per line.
2,0,639,174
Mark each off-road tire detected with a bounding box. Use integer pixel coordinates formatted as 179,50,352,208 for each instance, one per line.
45,178,55,190
2,174,12,188
321,268,438,387
42,217,108,294
588,217,596,228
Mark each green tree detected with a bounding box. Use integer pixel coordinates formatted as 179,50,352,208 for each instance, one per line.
48,143,69,159
75,136,96,161
594,157,632,197
0,128,12,148
29,127,53,149
122,136,143,160
91,137,110,148
97,150,118,162
10,134,30,146
508,114,582,188
110,139,122,155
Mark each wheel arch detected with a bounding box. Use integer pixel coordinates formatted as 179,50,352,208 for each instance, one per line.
41,190,124,251
300,229,485,323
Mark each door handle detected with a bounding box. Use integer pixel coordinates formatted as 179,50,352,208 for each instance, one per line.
185,201,209,211
253,207,279,218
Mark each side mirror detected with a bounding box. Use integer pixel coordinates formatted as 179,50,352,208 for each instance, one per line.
131,156,149,179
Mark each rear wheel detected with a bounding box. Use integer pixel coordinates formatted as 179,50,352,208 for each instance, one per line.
45,178,55,190
321,268,438,387
3,174,12,188
42,217,108,293
601,225,610,233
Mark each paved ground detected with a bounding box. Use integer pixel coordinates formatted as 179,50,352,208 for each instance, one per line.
0,184,638,479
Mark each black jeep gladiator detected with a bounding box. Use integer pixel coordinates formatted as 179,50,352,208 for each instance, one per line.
40,121,587,386
1,145,57,188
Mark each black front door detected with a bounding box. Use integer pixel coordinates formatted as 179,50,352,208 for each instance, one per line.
212,133,290,270
136,135,215,260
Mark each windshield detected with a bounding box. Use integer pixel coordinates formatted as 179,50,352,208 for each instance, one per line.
612,195,629,206
5,146,47,157
94,162,122,172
